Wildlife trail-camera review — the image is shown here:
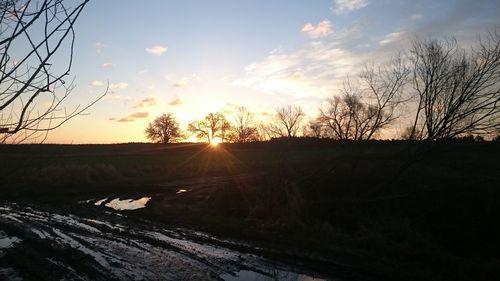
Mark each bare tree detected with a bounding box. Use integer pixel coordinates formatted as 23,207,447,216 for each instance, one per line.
187,120,210,143
360,57,409,139
145,113,182,144
266,105,305,138
303,118,324,138
219,117,232,143
408,32,500,140
318,91,371,140
0,0,103,143
187,112,231,143
318,58,409,140
230,106,259,142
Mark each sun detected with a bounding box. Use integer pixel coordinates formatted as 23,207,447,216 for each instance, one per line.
210,139,220,147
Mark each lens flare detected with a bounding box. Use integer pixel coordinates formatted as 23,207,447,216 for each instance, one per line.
210,139,220,147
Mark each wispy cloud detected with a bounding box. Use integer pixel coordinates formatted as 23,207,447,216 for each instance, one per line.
301,20,332,39
332,0,368,15
379,32,404,45
138,69,149,75
170,74,200,88
103,92,133,102
234,41,362,98
109,82,129,90
409,14,423,21
168,98,183,106
173,79,189,88
90,80,104,87
145,45,168,56
95,42,107,53
101,62,113,69
133,97,158,108
109,112,149,123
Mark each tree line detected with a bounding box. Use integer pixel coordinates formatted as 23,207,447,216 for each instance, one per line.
146,31,500,144
0,1,497,144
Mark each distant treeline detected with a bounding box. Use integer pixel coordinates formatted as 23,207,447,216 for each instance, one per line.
146,31,500,144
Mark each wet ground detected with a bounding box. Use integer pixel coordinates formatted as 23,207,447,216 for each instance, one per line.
0,201,339,281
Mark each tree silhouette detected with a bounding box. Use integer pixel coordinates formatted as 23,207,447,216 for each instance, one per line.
266,105,305,138
408,32,500,140
187,112,231,143
303,118,324,138
0,0,103,143
187,120,210,143
230,106,259,142
145,113,182,143
318,93,368,140
318,57,408,140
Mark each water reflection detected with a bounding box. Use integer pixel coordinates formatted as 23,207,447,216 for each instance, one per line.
104,197,151,211
1,203,338,280
0,231,21,249
176,189,188,194
94,198,107,206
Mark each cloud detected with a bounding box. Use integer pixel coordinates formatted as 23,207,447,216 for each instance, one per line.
138,69,149,75
301,20,332,39
102,92,133,102
109,82,129,90
233,41,363,98
90,80,104,87
379,32,404,45
173,79,189,88
170,74,200,88
133,97,158,108
145,45,168,56
168,98,183,106
102,62,113,69
409,14,423,21
332,0,368,15
95,42,107,53
109,112,149,123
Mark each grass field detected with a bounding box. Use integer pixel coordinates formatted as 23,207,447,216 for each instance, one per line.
1,139,499,280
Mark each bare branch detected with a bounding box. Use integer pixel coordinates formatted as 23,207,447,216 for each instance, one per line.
0,0,95,143
407,31,500,140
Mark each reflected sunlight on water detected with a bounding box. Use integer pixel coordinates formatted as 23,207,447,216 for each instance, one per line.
0,231,21,249
94,198,107,206
104,197,151,211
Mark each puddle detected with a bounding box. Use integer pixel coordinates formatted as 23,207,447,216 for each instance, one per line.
83,218,126,231
94,198,107,206
176,189,188,194
0,203,342,281
0,231,22,249
104,197,151,211
32,229,51,239
148,231,239,260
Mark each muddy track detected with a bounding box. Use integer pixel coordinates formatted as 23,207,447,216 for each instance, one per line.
0,203,337,281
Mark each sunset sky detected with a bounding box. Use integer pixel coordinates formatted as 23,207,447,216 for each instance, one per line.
43,0,499,143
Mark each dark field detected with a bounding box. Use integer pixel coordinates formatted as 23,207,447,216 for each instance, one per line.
1,139,499,280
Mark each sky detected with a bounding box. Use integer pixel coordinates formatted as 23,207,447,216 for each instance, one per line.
34,0,500,143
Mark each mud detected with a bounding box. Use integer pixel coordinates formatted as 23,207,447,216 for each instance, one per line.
0,203,335,281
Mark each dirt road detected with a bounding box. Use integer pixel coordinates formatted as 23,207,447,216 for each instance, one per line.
0,202,336,281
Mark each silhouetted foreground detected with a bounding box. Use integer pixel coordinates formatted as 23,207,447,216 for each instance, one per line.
0,202,340,280
1,139,499,280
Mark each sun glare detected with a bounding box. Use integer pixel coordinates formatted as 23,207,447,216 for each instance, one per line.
210,139,220,147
